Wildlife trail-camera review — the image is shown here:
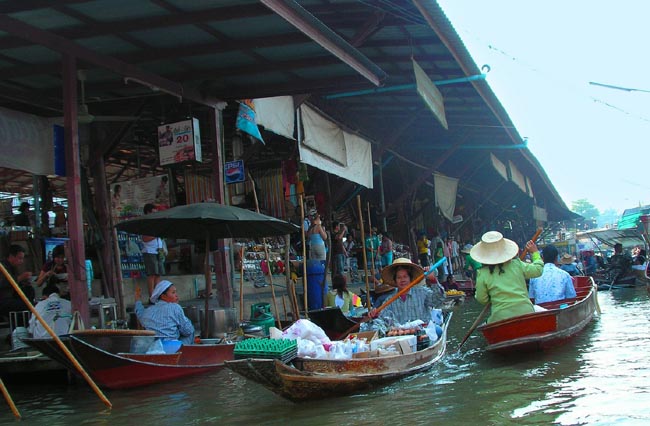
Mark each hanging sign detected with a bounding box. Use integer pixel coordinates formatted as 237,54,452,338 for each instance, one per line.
225,160,245,184
158,118,202,166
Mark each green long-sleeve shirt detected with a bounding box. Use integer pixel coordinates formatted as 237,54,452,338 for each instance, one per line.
475,253,543,323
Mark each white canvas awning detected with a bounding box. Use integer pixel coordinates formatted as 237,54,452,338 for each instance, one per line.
0,106,54,175
299,105,373,188
254,96,295,140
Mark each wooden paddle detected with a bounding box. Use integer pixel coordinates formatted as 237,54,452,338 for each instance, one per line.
456,228,543,352
341,256,447,337
0,263,112,408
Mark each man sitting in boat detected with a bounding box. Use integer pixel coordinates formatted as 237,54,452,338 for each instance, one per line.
28,284,72,338
528,245,577,304
606,243,632,282
558,253,582,276
369,258,443,325
134,280,195,344
472,231,543,323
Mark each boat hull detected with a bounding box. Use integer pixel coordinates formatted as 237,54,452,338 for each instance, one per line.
25,331,234,390
226,313,451,401
478,276,597,353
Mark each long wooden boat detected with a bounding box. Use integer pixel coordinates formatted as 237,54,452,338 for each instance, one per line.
477,276,597,353
226,312,451,401
24,330,235,389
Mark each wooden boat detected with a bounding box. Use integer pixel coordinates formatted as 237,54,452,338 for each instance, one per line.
477,276,597,353
593,271,640,290
24,329,235,389
226,312,451,401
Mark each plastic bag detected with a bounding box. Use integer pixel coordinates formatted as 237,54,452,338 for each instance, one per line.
296,338,328,358
282,319,331,345
425,321,440,342
430,308,443,325
145,338,165,354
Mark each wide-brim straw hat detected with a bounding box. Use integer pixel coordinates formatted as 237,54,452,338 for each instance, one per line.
469,231,519,265
381,258,425,287
559,253,575,265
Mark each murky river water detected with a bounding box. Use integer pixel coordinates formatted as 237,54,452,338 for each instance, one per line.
1,287,648,425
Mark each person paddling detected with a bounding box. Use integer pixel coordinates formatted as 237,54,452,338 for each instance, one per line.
369,258,443,325
471,231,543,323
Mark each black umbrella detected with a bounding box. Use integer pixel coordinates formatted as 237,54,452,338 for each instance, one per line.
115,202,299,337
115,202,299,239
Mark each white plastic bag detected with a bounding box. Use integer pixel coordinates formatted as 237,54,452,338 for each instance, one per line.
296,338,328,358
145,338,165,354
424,320,440,342
430,308,443,325
282,319,331,345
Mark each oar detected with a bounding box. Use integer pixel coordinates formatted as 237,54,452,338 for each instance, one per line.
0,378,20,419
0,263,112,408
341,256,447,336
456,228,543,352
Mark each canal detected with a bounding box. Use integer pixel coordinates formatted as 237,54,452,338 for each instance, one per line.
2,287,648,425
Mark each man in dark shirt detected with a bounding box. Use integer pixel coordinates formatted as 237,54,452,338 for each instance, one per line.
0,244,35,317
331,222,347,278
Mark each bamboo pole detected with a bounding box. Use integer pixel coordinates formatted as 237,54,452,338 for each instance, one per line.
248,172,282,329
0,379,20,419
239,245,245,323
284,234,299,320
282,295,287,321
367,202,377,283
299,195,308,318
356,196,371,309
0,263,112,408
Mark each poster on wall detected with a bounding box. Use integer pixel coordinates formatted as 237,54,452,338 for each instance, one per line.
157,118,202,166
44,237,68,262
110,175,170,222
225,160,245,184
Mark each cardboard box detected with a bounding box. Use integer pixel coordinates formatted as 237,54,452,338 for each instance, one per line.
370,335,417,354
353,330,378,343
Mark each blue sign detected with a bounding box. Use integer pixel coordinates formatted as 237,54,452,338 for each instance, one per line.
53,125,65,176
225,160,245,184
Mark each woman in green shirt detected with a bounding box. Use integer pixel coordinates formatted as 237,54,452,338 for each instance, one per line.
471,231,543,323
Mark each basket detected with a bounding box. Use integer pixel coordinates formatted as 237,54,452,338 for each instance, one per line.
233,339,297,363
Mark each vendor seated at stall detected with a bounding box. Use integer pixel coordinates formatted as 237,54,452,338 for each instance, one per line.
29,284,71,338
35,244,67,290
369,258,443,325
325,274,361,314
0,244,36,317
134,280,194,344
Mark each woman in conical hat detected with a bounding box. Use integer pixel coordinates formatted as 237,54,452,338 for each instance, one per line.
369,258,444,325
471,231,543,323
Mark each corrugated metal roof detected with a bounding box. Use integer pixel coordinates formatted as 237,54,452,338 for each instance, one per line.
0,0,574,223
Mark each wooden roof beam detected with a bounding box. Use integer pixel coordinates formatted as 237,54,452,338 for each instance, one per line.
261,0,387,86
0,14,224,108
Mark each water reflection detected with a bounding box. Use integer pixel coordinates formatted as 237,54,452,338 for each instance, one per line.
1,288,648,425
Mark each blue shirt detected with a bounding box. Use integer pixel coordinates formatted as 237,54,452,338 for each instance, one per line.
135,300,195,344
379,285,443,325
528,263,577,304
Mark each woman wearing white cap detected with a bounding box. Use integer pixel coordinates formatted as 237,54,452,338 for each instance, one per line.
471,231,543,323
134,280,195,344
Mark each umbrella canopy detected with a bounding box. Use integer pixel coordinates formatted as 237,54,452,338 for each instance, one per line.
115,202,299,239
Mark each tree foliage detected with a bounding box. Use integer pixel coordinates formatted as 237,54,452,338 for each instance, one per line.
571,199,600,220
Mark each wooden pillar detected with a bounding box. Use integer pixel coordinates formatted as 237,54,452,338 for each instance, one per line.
63,55,89,323
209,106,232,308
92,156,123,317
